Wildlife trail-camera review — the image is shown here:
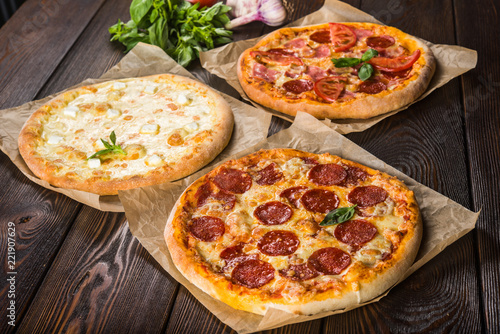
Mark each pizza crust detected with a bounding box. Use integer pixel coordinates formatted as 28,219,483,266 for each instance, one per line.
165,148,422,315
237,22,436,120
18,74,234,195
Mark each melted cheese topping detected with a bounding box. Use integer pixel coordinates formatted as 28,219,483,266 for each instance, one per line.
36,77,217,180
192,156,407,292
250,22,424,98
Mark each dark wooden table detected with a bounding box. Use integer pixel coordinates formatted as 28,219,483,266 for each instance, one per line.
1,0,498,333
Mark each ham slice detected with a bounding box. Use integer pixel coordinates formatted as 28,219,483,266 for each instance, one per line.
284,38,306,49
305,66,328,82
313,44,331,58
353,28,374,40
253,63,280,82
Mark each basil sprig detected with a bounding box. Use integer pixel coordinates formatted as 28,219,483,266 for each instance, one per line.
87,131,126,160
319,205,357,227
331,49,378,81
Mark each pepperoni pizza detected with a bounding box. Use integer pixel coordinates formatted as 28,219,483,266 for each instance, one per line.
237,22,436,119
165,149,422,315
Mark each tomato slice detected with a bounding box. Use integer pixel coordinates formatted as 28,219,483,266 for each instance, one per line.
329,23,357,52
186,0,217,7
314,76,347,102
250,51,303,66
368,49,421,72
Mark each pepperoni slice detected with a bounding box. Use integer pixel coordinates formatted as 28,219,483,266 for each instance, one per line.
279,263,319,281
258,230,300,256
213,168,252,194
366,35,395,49
232,259,275,288
357,80,387,94
334,219,378,246
301,189,339,213
254,201,293,225
256,163,283,185
301,157,319,165
220,243,259,268
280,186,308,208
348,186,388,207
283,79,314,94
220,243,245,261
189,216,225,242
308,163,347,186
342,166,369,186
329,23,357,52
308,247,351,275
196,182,236,211
310,30,331,43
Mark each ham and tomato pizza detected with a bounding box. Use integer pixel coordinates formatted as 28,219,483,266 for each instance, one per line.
165,148,422,315
237,22,436,119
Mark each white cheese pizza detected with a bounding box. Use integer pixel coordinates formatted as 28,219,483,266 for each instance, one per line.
18,74,233,195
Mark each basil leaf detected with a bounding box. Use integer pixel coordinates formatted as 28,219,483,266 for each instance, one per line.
358,63,374,81
332,57,361,68
361,48,378,62
319,205,357,227
87,132,126,160
109,131,117,145
130,0,154,25
87,149,112,160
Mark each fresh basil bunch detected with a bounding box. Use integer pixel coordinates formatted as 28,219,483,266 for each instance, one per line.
109,0,233,67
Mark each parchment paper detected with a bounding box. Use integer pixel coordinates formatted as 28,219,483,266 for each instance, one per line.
0,43,272,212
200,0,478,134
119,112,479,333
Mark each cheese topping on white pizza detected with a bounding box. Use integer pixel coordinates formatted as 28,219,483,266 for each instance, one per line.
35,78,217,178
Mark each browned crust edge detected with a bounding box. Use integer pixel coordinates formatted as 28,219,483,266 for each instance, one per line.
237,22,436,120
164,148,422,315
18,74,234,195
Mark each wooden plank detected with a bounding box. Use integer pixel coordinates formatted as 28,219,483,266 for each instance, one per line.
0,0,106,332
35,0,130,98
454,0,500,331
322,0,482,332
17,208,178,333
0,0,106,109
0,164,82,334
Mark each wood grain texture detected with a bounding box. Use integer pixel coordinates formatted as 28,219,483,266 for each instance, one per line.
454,0,500,332
0,160,82,334
18,208,178,333
165,286,236,334
35,0,130,99
0,0,108,331
0,0,106,109
328,0,481,332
